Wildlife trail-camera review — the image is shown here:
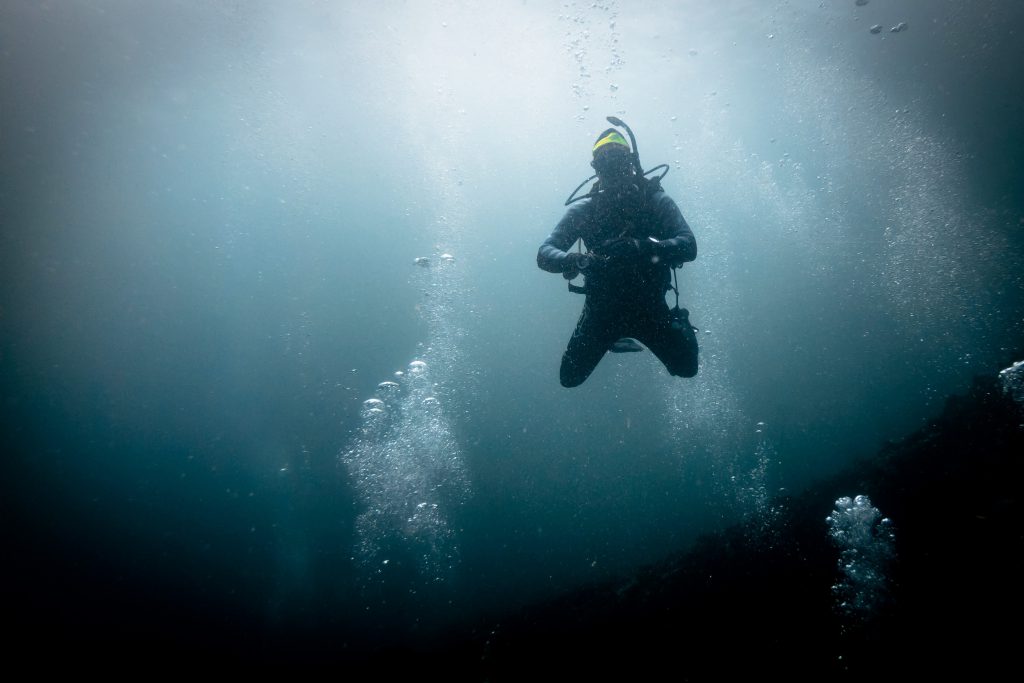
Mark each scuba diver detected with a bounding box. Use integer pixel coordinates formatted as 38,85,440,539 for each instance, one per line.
537,116,699,388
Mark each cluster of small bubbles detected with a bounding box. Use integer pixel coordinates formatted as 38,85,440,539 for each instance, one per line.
342,345,469,590
876,126,1010,366
999,360,1024,404
561,0,623,106
827,495,896,621
415,253,458,269
734,436,782,547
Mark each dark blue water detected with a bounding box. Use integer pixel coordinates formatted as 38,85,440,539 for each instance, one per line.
3,0,1022,668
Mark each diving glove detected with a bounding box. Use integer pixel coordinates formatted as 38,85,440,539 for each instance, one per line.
563,252,600,278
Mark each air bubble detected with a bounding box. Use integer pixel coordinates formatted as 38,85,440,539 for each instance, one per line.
377,381,401,399
363,398,386,411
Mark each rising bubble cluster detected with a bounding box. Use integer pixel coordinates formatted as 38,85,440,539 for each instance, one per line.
734,435,782,547
999,360,1024,404
342,99,477,590
561,0,624,117
826,495,896,621
343,357,469,585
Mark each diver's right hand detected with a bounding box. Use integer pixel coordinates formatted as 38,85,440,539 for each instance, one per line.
563,252,599,277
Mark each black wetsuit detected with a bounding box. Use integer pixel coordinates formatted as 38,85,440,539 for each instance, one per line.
537,184,698,387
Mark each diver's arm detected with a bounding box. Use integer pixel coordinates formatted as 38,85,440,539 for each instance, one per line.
537,206,585,273
651,194,697,264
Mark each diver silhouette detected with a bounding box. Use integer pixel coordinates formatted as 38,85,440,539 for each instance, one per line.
537,117,699,388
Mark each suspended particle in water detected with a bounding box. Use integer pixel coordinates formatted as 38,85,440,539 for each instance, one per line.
855,0,869,6
688,48,698,56
610,84,619,92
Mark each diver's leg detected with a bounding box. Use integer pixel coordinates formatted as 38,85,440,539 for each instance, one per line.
560,304,618,387
635,305,699,378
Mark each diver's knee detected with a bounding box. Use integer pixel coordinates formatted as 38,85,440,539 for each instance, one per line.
670,360,698,378
560,372,585,388
560,362,588,387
